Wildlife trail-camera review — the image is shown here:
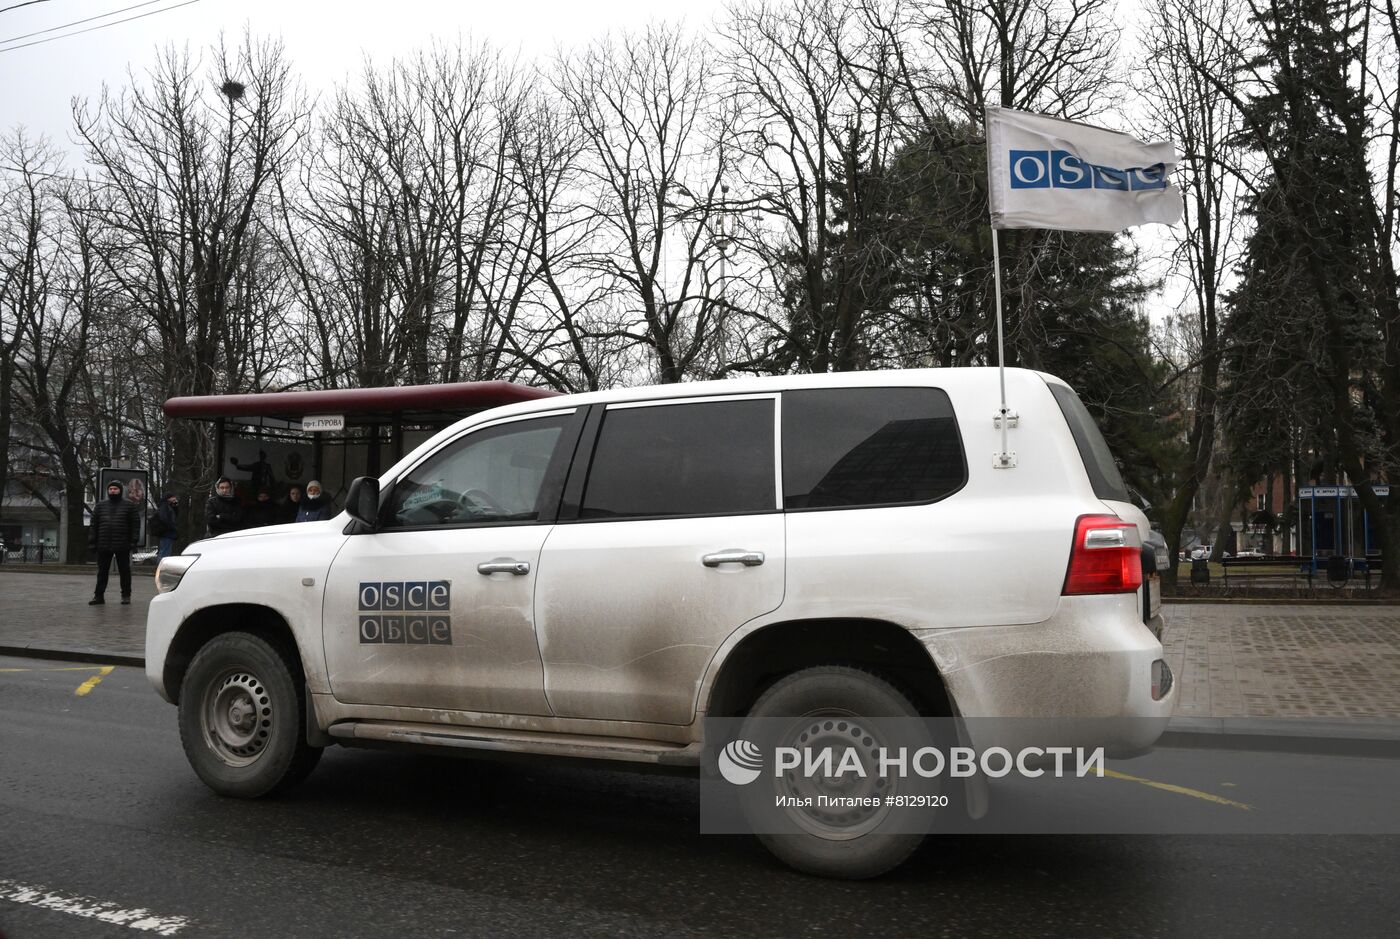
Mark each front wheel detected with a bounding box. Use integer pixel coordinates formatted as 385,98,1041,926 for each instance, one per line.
178,632,322,798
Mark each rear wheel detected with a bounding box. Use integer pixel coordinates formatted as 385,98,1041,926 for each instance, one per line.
741,666,938,879
178,632,322,797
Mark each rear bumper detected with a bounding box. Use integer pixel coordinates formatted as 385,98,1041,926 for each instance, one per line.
913,593,1175,757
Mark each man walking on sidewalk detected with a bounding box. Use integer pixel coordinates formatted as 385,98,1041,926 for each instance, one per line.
89,479,140,605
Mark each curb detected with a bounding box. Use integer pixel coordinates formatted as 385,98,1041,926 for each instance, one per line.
0,644,144,669
0,564,157,576
0,564,98,575
1164,596,1400,606
1161,716,1400,758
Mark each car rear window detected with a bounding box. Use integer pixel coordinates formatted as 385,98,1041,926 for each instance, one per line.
1047,383,1131,503
781,387,966,510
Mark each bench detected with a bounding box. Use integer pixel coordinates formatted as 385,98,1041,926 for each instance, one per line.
1220,555,1385,589
1219,556,1315,589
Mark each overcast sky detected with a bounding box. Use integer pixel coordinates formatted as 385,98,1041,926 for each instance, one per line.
0,0,730,149
0,0,1181,322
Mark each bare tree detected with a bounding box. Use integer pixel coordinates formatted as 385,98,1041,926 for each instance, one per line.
285,42,537,389
554,24,740,383
911,0,1122,125
0,137,125,561
495,92,630,392
721,0,911,373
1141,0,1250,577
74,36,306,542
0,130,55,530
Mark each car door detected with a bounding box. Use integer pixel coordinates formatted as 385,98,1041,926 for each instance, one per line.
323,408,582,716
533,394,785,725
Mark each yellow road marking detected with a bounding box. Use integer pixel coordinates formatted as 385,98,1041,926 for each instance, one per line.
74,667,115,697
1100,767,1253,811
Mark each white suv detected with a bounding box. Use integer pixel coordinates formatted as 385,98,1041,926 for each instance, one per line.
149,368,1173,877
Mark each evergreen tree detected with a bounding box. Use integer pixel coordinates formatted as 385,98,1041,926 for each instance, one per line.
1225,0,1395,574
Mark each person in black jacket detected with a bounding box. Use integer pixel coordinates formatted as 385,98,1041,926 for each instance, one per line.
151,492,179,561
279,484,303,524
89,479,141,605
206,477,244,536
245,488,278,528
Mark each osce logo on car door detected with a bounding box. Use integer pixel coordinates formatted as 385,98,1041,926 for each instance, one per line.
357,581,452,645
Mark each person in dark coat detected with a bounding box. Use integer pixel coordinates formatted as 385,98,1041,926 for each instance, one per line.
206,477,244,536
245,488,278,528
151,492,179,561
295,480,335,522
279,484,303,524
89,479,141,605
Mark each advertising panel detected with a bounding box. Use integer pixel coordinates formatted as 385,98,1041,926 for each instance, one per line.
97,466,150,546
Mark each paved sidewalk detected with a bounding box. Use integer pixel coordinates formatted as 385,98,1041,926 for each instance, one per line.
1160,603,1400,720
0,568,152,663
3,569,1400,747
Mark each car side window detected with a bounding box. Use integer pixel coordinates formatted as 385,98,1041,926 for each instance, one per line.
782,387,966,510
578,398,775,519
380,415,568,528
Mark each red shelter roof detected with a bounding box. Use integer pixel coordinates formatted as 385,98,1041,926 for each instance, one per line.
164,381,560,425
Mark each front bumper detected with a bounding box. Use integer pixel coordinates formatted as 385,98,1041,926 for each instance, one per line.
145,590,186,703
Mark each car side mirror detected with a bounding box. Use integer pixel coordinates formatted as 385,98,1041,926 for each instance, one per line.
345,477,380,528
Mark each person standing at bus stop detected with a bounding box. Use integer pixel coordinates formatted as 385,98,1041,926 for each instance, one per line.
279,484,303,524
89,479,140,605
206,477,244,536
152,492,179,561
295,480,335,522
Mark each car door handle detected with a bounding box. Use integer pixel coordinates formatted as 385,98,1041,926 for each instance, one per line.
477,560,530,576
702,549,765,568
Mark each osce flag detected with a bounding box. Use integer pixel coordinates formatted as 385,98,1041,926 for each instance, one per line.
986,107,1183,232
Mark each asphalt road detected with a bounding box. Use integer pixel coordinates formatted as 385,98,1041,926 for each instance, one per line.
3,653,1399,938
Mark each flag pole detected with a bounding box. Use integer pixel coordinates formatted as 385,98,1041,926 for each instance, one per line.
991,225,1012,468
986,106,1015,469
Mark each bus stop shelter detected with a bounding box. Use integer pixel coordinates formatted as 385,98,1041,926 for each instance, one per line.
1298,484,1389,571
163,382,560,503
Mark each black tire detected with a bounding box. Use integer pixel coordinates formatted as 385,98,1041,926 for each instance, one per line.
178,631,322,798
742,666,935,879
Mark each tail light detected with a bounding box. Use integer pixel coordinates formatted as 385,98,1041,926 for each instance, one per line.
1063,514,1144,595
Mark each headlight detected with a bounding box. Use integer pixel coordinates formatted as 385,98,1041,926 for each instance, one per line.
155,554,199,593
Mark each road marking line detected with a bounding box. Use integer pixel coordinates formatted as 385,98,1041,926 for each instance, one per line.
0,878,191,935
0,666,114,673
75,666,115,696
1100,768,1253,811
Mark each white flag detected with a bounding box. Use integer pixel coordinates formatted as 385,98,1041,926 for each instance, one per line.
986,107,1183,232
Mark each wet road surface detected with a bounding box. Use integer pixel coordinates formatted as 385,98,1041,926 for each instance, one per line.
2,655,1398,938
